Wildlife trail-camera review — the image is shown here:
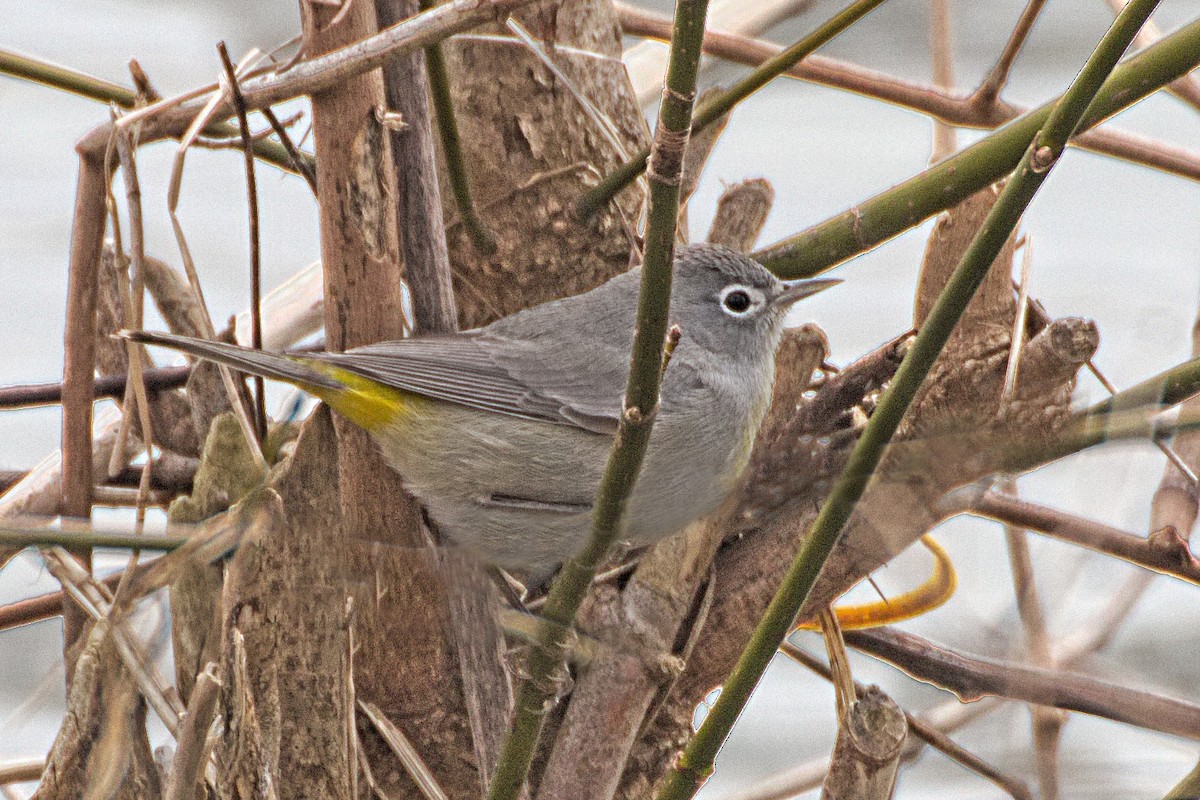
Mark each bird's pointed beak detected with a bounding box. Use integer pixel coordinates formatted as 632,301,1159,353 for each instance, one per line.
773,277,841,308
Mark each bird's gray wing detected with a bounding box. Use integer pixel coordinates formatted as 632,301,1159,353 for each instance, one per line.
313,333,625,433
321,271,649,433
478,271,642,431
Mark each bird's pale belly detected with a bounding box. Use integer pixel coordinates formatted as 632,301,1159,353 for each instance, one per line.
370,400,747,578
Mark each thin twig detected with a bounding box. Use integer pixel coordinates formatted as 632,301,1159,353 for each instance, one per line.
100,0,538,154
972,0,1048,108
164,663,221,800
945,487,1200,584
817,607,855,720
759,554,1159,800
59,149,109,682
0,253,320,523
192,116,298,148
0,577,110,636
624,0,816,105
103,124,137,481
359,701,451,800
91,486,170,509
416,0,495,254
0,365,191,409
1000,487,1066,800
0,760,44,785
0,48,302,173
112,124,158,616
999,238,1065,800
578,0,892,219
0,524,187,552
164,49,268,472
845,626,1200,740
753,13,1200,277
928,0,956,161
260,106,318,193
1019,283,1199,485
41,547,184,734
617,2,1200,183
1105,0,1200,112
218,42,267,442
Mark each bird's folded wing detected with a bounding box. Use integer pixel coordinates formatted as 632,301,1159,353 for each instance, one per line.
315,334,625,434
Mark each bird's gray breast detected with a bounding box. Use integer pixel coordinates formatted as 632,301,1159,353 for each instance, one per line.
621,349,773,546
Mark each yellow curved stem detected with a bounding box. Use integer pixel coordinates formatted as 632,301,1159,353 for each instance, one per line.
793,534,957,632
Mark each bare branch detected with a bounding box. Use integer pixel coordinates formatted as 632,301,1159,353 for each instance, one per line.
845,627,1200,740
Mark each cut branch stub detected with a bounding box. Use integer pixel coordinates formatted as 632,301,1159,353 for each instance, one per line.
819,685,906,800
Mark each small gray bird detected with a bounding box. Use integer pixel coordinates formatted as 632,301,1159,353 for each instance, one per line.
127,244,837,578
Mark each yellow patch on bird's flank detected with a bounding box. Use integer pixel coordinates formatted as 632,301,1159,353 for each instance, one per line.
305,363,430,432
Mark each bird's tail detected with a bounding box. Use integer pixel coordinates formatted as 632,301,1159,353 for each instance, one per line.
120,330,341,393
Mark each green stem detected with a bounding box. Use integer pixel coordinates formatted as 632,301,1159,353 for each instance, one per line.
654,2,1162,798
752,15,1200,278
417,0,497,254
0,48,136,105
1165,759,1200,800
0,47,307,176
1085,355,1200,417
484,0,712,795
989,355,1200,475
0,527,187,552
575,0,891,219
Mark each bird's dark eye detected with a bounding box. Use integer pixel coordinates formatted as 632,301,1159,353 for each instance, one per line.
723,290,752,313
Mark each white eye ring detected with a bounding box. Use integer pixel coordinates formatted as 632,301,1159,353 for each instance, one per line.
719,285,764,317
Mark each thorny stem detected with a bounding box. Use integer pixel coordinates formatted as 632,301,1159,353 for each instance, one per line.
484,0,712,794
654,3,1161,798
575,0,892,220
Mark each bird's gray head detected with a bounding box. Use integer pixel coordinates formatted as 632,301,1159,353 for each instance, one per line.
669,244,837,359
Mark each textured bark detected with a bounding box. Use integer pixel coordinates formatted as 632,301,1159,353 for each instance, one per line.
60,153,108,684
706,178,775,253
436,0,650,328
32,622,162,800
377,0,512,789
218,410,353,800
142,253,239,456
300,3,481,797
377,0,459,336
